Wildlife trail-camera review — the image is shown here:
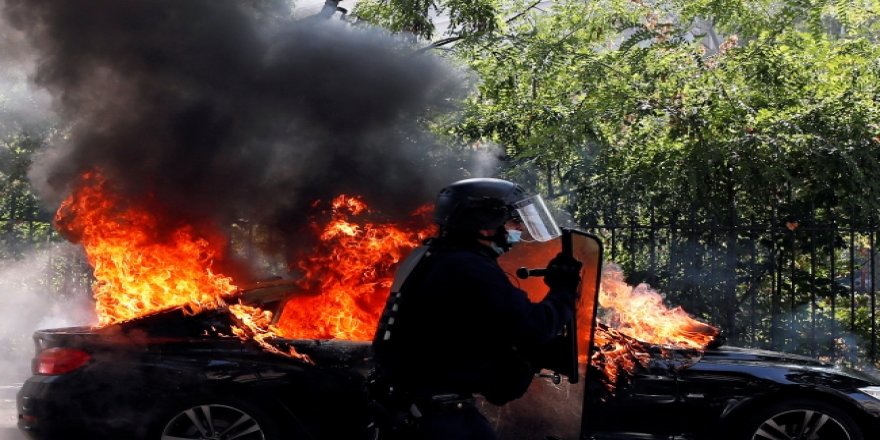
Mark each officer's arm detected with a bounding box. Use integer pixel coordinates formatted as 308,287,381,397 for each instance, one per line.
481,267,574,346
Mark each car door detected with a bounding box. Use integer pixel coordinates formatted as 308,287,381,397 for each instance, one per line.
582,364,684,439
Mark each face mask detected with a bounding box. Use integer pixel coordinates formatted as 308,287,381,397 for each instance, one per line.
506,229,523,245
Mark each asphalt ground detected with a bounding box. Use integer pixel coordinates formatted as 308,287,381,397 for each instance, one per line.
0,385,23,440
0,427,22,440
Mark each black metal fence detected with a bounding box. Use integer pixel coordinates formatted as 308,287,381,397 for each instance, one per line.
582,213,879,365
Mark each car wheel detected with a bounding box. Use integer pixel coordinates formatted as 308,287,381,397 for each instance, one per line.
159,402,281,440
738,398,864,440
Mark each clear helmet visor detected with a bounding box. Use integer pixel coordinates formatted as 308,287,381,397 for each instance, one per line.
511,194,560,242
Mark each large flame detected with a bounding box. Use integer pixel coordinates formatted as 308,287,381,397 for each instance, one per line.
598,264,718,349
590,264,719,394
54,171,237,326
275,195,433,341
53,170,429,347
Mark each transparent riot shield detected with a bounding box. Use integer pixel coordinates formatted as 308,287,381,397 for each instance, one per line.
478,229,602,440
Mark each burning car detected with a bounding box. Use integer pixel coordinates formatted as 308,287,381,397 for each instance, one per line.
584,326,880,440
18,280,880,440
17,279,377,440
17,225,880,440
15,172,880,440
579,268,880,440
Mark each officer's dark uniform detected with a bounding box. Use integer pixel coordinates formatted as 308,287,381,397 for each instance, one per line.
371,178,580,440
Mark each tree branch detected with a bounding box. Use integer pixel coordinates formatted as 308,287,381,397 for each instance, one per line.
506,0,543,25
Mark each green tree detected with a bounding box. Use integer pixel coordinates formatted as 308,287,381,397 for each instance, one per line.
356,0,880,360
0,130,54,260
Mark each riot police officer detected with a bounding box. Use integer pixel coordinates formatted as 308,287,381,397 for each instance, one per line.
371,178,582,440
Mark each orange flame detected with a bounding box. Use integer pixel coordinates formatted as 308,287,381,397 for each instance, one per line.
275,195,433,341
598,264,718,349
228,304,308,361
590,263,718,394
54,171,237,326
591,325,652,389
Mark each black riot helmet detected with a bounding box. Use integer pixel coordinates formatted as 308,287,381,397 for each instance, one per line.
433,178,561,244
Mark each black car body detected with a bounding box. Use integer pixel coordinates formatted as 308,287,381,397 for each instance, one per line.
17,280,880,440
17,281,375,440
586,345,880,440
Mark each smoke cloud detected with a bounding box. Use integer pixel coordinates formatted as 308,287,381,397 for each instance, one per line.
0,244,94,437
0,1,51,137
2,0,476,270
0,244,94,382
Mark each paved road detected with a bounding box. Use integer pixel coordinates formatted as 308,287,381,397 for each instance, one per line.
0,386,23,440
0,428,23,440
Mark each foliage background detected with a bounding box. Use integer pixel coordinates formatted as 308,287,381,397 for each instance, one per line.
355,0,880,365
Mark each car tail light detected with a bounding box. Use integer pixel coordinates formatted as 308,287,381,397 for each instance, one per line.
35,347,91,375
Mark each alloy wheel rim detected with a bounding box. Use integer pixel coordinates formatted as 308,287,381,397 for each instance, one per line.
752,409,851,440
161,404,266,440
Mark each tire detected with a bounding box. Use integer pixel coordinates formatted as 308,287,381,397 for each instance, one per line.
737,398,864,440
156,399,286,440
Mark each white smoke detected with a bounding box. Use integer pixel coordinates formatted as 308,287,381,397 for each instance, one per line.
0,243,94,436
0,244,95,386
466,141,503,178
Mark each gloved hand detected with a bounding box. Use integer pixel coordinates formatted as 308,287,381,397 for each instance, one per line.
543,253,582,293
